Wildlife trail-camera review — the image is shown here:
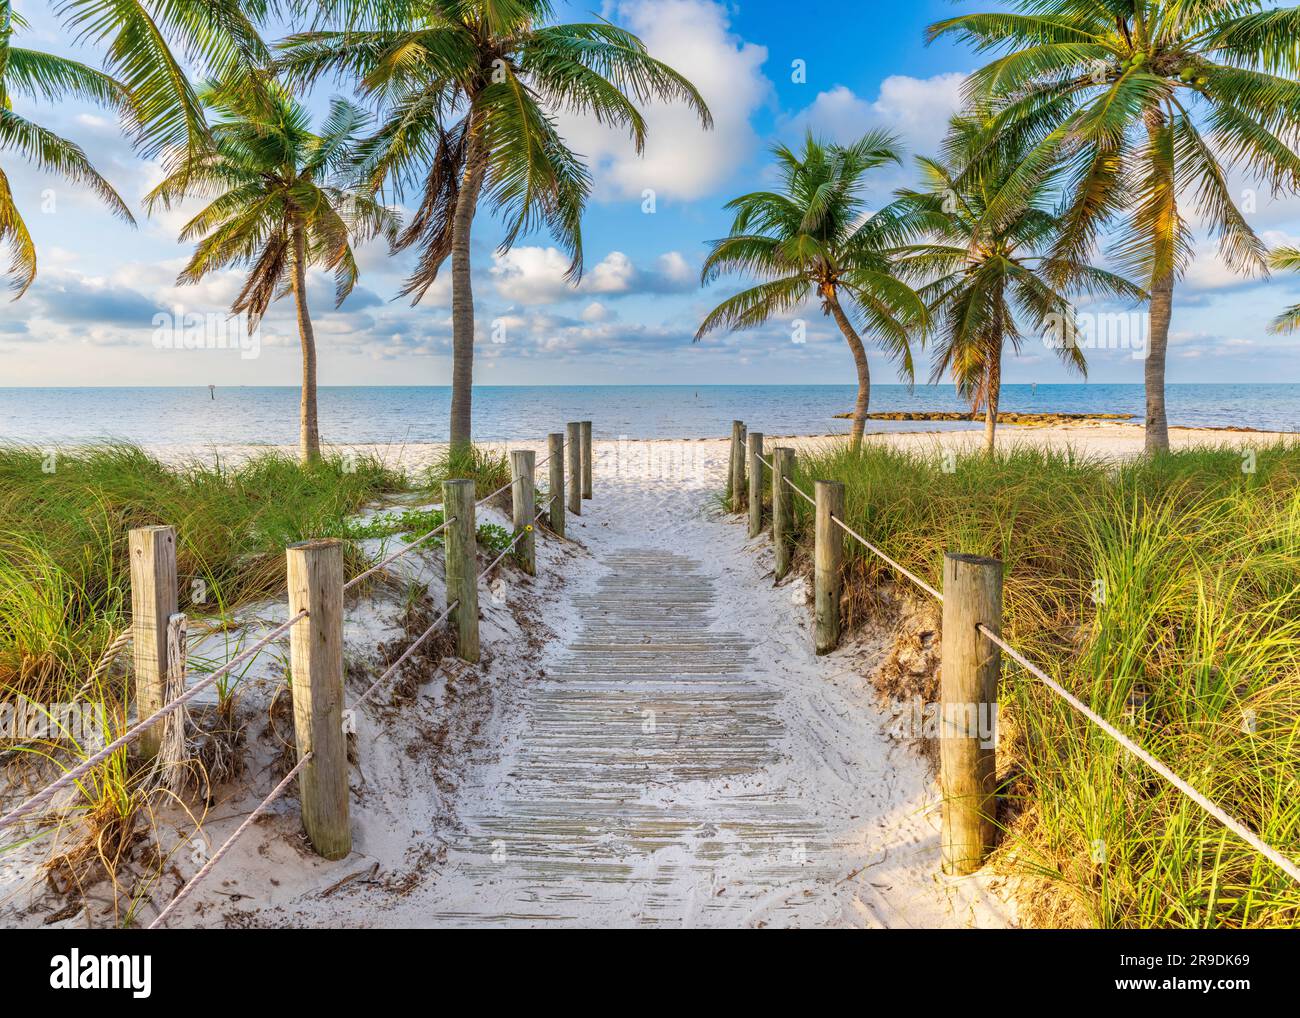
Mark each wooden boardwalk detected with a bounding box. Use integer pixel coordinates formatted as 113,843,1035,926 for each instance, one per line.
427,547,835,926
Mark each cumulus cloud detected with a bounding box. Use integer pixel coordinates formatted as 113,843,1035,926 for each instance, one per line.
490,246,697,304
554,0,770,201
783,74,969,175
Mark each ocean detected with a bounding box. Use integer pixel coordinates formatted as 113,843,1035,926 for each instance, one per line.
1,384,1297,446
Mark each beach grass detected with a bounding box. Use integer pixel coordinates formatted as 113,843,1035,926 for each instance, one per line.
784,441,1300,929
0,443,405,706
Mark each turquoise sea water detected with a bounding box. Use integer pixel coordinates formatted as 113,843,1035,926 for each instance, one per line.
1,384,1297,445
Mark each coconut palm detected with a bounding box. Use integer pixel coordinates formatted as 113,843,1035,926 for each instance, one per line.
696,132,926,446
929,1,1300,453
1,6,134,297
145,78,398,463
1266,246,1300,333
880,116,1145,452
278,0,711,449
52,0,272,160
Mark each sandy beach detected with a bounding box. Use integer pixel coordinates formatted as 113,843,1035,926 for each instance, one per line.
2,421,1292,928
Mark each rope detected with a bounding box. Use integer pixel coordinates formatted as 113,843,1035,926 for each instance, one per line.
351,601,459,709
976,623,1300,886
0,609,308,833
344,517,456,593
829,514,944,602
782,475,817,508
757,450,1300,884
479,525,532,581
755,452,774,470
149,752,313,929
475,451,553,507
80,629,131,696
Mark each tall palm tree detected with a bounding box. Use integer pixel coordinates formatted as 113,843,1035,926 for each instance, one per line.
929,1,1300,452
880,116,1145,452
51,0,272,161
146,78,398,462
279,0,712,449
696,132,926,446
1,5,134,297
1266,246,1300,334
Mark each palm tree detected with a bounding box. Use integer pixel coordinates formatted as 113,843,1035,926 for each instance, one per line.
146,78,398,463
279,0,712,449
51,0,272,161
1266,246,1300,334
1,5,134,297
696,132,926,446
929,1,1300,453
880,116,1145,452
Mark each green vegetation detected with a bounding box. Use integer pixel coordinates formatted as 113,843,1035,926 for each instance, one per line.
782,442,1300,928
697,132,925,446
0,443,403,705
333,506,511,555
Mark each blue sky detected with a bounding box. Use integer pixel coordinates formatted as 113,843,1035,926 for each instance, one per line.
4,0,1300,388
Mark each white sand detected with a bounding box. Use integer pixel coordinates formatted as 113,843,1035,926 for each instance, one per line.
3,423,1289,929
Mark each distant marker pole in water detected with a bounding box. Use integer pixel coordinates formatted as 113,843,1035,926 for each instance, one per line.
566,422,581,516
547,433,565,537
580,421,593,500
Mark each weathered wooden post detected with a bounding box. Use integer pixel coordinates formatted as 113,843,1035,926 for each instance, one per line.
729,420,747,513
772,447,795,581
285,538,350,860
442,479,481,662
940,552,1003,876
511,450,536,576
129,525,177,759
813,480,844,655
547,432,565,538
566,422,582,517
747,431,765,538
580,420,593,500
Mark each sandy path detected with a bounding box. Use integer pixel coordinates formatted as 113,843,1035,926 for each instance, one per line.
335,442,1013,928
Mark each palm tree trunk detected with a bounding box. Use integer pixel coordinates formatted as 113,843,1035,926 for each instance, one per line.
983,355,1001,455
1145,270,1173,454
825,292,871,448
290,223,320,464
448,112,489,450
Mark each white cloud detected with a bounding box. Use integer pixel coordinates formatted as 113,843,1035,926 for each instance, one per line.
490,246,697,304
554,0,770,201
785,73,968,167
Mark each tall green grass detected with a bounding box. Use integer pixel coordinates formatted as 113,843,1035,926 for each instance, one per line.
787,442,1300,928
0,444,405,704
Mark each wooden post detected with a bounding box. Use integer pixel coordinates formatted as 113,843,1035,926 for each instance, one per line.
747,431,764,538
729,420,747,513
580,420,593,500
772,447,795,581
129,525,177,759
547,432,565,538
511,450,536,576
285,539,350,860
940,552,1003,876
813,480,844,655
566,422,581,516
443,480,481,662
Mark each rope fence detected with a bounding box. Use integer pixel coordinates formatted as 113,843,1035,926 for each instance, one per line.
0,422,599,927
728,419,1300,884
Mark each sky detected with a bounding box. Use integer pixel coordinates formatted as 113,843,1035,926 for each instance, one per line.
4,0,1300,389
